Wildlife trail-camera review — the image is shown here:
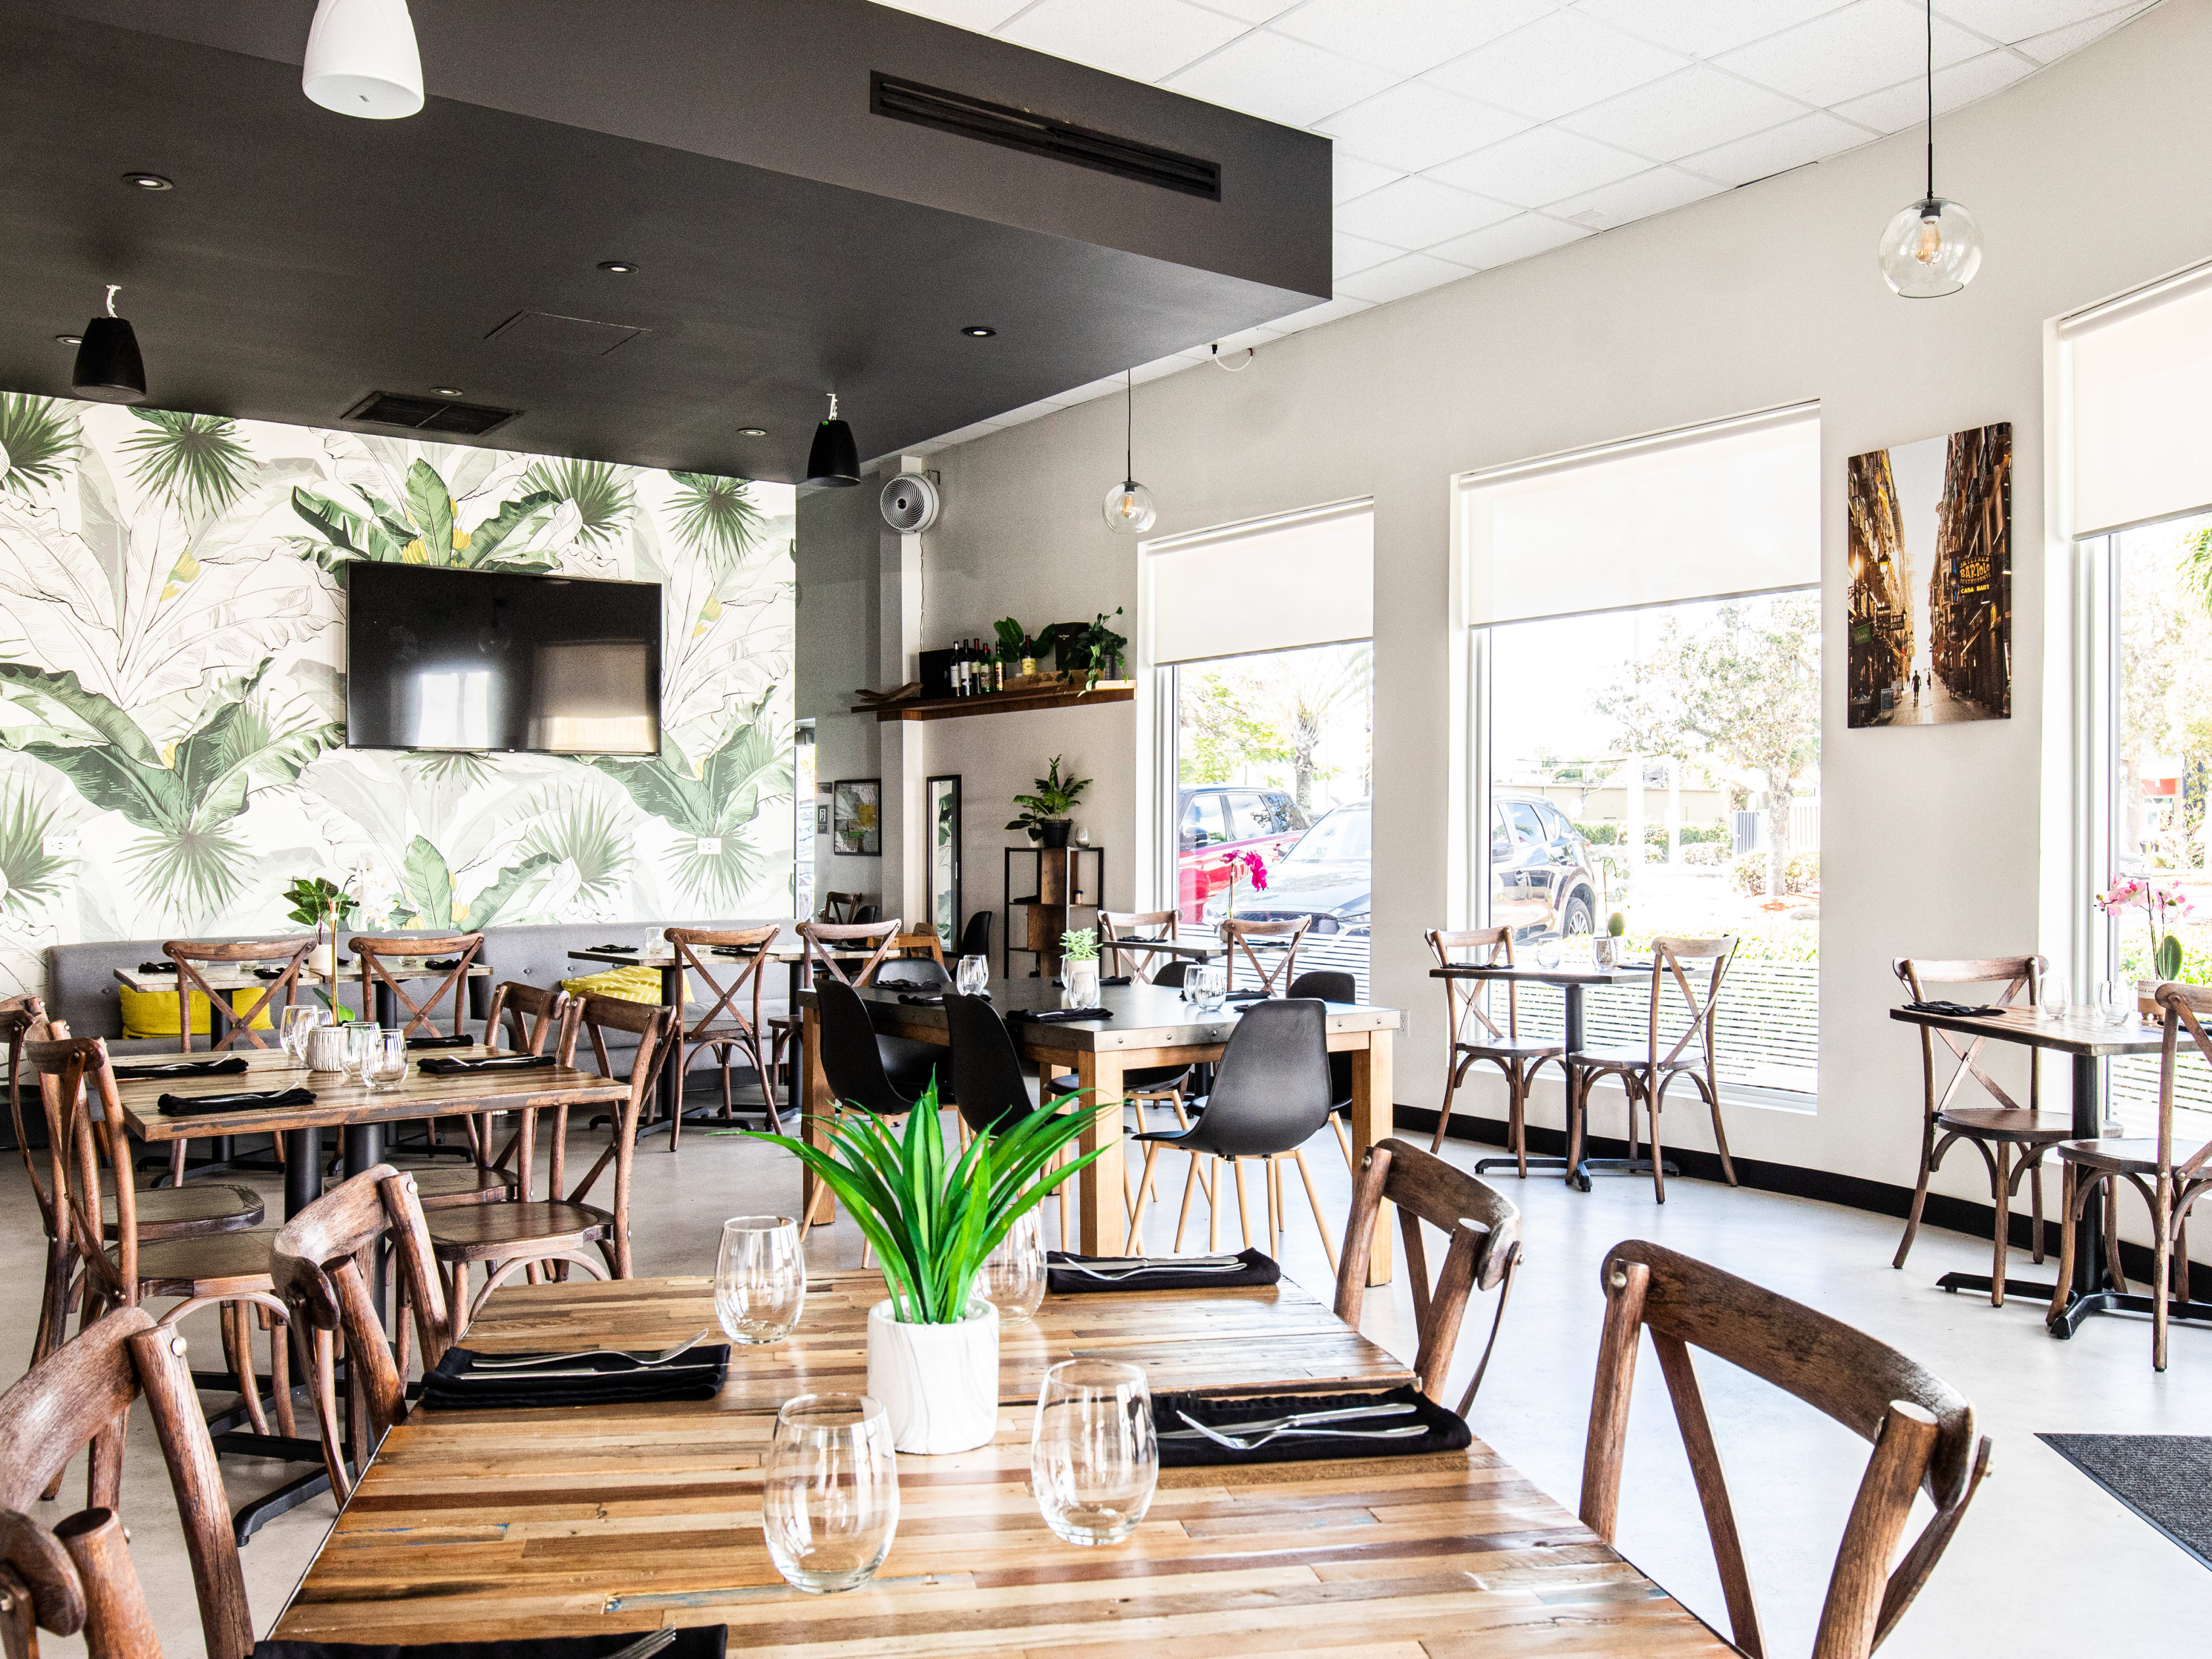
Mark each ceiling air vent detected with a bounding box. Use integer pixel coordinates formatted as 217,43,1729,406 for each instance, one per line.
343,391,518,437
869,73,1221,201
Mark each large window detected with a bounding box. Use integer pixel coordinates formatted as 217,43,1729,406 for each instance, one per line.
1462,407,1821,1101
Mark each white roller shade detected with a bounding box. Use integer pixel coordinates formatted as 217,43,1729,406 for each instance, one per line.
1460,406,1820,626
2062,263,2212,538
1146,501,1372,665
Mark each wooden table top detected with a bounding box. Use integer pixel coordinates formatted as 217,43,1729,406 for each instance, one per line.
276,1274,1728,1657
1430,963,1650,986
458,1270,1411,1412
111,963,491,994
1887,1002,2165,1058
112,1047,630,1142
801,978,1402,1056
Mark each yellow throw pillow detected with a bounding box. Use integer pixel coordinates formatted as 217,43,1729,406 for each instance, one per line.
119,985,279,1040
559,965,680,1007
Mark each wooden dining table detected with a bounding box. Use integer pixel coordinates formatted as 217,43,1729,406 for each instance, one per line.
273,1270,1732,1657
796,978,1404,1280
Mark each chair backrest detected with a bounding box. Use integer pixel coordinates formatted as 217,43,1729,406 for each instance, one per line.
1289,971,1356,1108
1425,926,1521,1046
0,1304,253,1659
349,933,484,1040
480,980,574,1055
883,931,952,986
1639,936,1736,1073
956,910,993,960
161,937,314,1054
1892,954,2044,1119
664,925,781,1035
1221,916,1310,994
26,1036,139,1307
819,891,865,923
2,995,52,1236
1188,998,1332,1157
1101,910,1179,982
2153,982,2212,1176
565,996,673,1277
942,994,1032,1135
1581,1239,1990,1659
1334,1137,1521,1411
270,1163,446,1503
816,978,925,1117
797,919,900,988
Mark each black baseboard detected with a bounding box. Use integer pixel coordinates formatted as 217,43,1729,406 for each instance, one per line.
1400,1105,2206,1302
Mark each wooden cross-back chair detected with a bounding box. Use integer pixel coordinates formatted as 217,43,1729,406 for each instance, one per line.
271,1163,448,1503
3,995,71,1379
161,937,315,1056
1891,955,2065,1307
1570,935,1738,1202
0,1304,256,1659
400,982,577,1215
1581,1240,1991,1659
348,931,483,1040
2048,980,2212,1370
1334,1137,1522,1414
797,918,901,988
1219,915,1310,995
1425,927,1565,1176
664,925,786,1145
1100,911,1181,983
414,997,672,1346
26,1035,288,1457
884,930,950,979
818,891,866,924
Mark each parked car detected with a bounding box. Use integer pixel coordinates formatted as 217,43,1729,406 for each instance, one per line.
1204,798,1370,934
1176,785,1309,922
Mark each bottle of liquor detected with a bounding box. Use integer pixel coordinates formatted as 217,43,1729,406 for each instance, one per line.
955,641,969,697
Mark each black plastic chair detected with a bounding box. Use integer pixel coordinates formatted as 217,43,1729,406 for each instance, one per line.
1289,969,1358,1168
942,993,1081,1247
1132,998,1338,1269
816,978,935,1115
956,910,993,961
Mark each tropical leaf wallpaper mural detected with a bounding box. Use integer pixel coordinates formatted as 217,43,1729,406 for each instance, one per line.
0,393,794,998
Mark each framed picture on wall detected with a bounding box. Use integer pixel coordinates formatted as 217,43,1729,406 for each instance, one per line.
1845,422,2012,728
926,775,960,949
832,779,881,856
816,804,830,836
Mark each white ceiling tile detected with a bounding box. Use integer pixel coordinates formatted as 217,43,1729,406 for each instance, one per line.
1427,123,1652,207
1316,81,1532,172
1713,0,1985,108
1334,153,1404,203
1571,0,1854,59
869,0,1031,32
1425,11,1691,121
1333,174,1518,248
2009,3,2152,62
1426,211,1592,268
1130,353,1202,384
1933,0,2141,46
1555,62,1809,159
1831,47,2036,130
1271,0,1555,77
1162,29,1397,127
1191,0,1302,21
1678,109,1877,185
996,0,1248,83
1257,294,1377,333
1334,230,1403,277
1332,251,1476,304
1547,165,1725,229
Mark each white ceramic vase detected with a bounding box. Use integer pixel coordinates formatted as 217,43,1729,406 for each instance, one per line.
865,1297,999,1454
305,1024,351,1073
309,940,336,977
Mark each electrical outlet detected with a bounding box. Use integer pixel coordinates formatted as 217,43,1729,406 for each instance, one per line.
696,836,723,856
43,832,81,858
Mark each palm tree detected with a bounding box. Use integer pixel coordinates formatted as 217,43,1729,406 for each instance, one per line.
667,471,764,569
123,409,253,519
0,783,68,919
524,457,635,548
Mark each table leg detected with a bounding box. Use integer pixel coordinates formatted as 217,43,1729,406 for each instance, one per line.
1565,986,1590,1192
343,1123,387,1315
656,963,685,1137
800,1005,835,1227
372,982,397,1029
282,1125,322,1220
1074,1052,1128,1257
1350,1032,1393,1286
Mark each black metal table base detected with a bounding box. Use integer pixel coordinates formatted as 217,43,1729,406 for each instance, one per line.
1475,1153,1569,1177
1937,1271,2061,1302
2050,1289,2212,1338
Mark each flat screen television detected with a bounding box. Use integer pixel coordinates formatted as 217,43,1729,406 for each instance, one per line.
345,564,662,755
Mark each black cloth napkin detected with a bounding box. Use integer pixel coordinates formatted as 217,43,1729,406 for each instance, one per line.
875,975,945,992
135,961,180,973
423,957,462,970
417,1052,558,1075
113,1056,249,1080
1010,1006,1112,1025
1905,999,2009,1018
710,945,766,957
157,1087,317,1117
420,1343,730,1410
1047,1247,1279,1295
256,1625,729,1659
1100,975,1133,987
407,1034,475,1050
897,993,945,1005
1154,1384,1471,1468
588,944,637,955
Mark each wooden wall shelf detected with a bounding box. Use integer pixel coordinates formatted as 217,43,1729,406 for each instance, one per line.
869,683,1134,722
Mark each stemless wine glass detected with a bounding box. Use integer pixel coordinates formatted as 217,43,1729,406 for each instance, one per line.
1533,937,1562,971
342,1020,379,1080
763,1393,899,1593
717,1215,807,1344
281,1003,325,1064
2098,979,2137,1028
979,1209,1046,1321
2038,973,2070,1022
363,1030,409,1092
1031,1358,1157,1546
956,954,990,997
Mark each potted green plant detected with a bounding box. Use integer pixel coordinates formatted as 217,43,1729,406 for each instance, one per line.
1078,608,1127,690
1062,927,1101,1003
751,1082,1109,1452
1593,910,1628,969
1006,756,1090,849
283,874,359,978
994,617,1036,679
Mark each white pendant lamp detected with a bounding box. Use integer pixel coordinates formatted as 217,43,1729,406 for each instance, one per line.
1877,0,1981,298
1101,370,1157,535
302,0,425,120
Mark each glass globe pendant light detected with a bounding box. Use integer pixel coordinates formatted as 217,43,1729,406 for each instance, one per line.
1878,0,1982,298
1102,369,1156,535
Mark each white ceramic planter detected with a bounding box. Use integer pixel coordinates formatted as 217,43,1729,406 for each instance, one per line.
865,1297,999,1454
305,1024,350,1073
309,941,336,977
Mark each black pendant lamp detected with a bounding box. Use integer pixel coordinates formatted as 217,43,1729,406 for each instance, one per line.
72,285,146,404
805,392,860,487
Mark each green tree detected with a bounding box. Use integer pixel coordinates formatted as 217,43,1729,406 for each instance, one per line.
1176,643,1373,812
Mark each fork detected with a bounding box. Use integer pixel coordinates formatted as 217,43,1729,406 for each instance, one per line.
469,1328,711,1371
1173,1410,1429,1452
1160,1400,1418,1438
603,1630,680,1659
1062,1257,1245,1279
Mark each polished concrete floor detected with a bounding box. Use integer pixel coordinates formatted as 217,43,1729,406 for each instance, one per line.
4,1113,2206,1658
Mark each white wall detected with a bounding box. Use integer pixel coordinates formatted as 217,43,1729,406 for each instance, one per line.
806,1,2212,1245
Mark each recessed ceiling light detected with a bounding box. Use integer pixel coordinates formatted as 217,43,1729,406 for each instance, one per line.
961,325,997,338
736,426,768,437
597,260,638,274
122,172,173,191
55,334,82,346
431,385,464,397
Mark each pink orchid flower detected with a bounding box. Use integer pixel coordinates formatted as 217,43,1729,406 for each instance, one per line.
1222,848,1268,892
